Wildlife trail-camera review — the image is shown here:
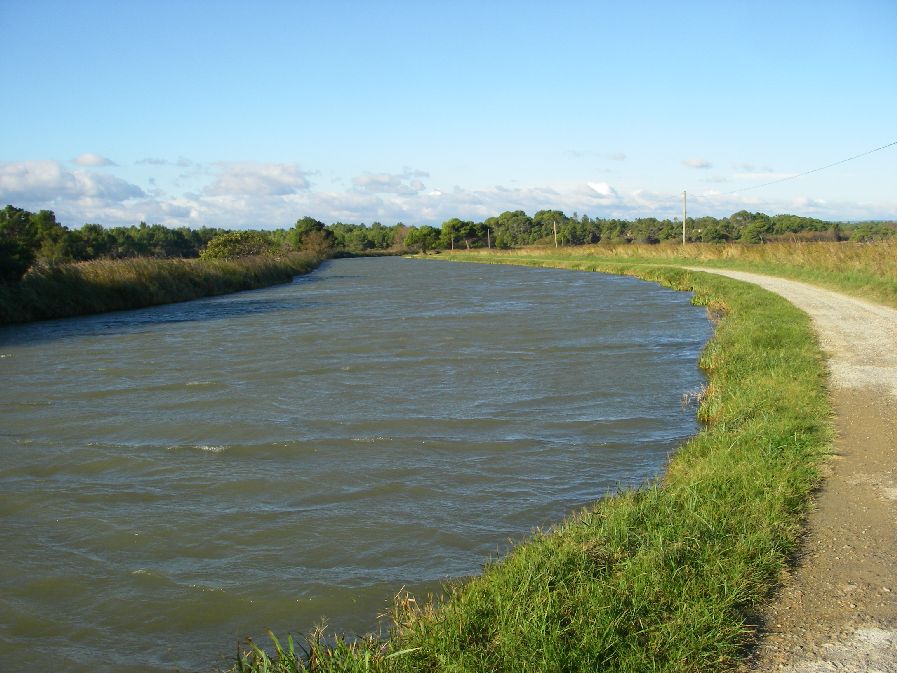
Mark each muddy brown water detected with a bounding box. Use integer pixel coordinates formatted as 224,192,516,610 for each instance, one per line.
0,257,711,672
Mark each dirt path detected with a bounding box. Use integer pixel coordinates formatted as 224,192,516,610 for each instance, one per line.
686,269,897,672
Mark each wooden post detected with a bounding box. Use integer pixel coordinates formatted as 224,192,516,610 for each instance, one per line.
682,190,687,245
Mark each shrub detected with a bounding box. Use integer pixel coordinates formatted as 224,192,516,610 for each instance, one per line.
200,231,277,260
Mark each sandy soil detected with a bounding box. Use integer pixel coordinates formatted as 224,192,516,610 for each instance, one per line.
687,269,897,672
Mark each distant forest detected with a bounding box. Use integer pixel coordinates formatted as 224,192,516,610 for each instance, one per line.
2,203,895,284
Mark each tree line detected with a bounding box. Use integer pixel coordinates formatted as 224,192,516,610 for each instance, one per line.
0,205,227,283
2,203,895,284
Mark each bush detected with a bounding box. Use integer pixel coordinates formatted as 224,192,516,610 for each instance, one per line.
200,231,277,260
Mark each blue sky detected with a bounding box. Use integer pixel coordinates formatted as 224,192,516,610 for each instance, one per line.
1,1,895,229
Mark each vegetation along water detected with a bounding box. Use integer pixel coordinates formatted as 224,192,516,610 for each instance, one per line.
0,256,711,673
233,253,833,673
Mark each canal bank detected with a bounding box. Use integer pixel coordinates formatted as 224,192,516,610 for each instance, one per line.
236,257,833,673
0,257,710,672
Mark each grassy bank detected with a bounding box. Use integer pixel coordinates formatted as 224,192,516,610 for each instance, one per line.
235,255,832,672
0,251,325,325
456,240,897,309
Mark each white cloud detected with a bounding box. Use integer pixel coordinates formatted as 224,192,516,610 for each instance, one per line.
4,157,894,230
160,202,194,218
608,152,627,161
587,181,617,198
137,156,196,168
352,169,428,195
73,153,116,167
0,160,144,203
684,158,713,169
203,162,311,196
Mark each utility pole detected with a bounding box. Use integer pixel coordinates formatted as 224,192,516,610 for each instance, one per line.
487,225,491,249
553,219,558,248
682,190,687,245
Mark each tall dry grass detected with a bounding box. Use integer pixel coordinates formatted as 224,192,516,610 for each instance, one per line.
455,240,897,307
0,252,324,325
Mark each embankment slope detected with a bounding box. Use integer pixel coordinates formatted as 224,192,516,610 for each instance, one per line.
689,269,897,673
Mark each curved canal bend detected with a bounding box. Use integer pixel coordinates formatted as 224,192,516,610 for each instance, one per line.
0,257,711,672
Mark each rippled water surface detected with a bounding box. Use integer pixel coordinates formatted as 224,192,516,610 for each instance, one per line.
0,257,711,672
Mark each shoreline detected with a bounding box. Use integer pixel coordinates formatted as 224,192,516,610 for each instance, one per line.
0,252,326,327
238,255,835,672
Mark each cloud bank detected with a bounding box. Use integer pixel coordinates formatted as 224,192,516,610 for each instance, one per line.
1,158,893,229
352,169,429,196
0,160,144,203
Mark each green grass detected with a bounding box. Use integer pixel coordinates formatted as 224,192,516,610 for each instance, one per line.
456,240,897,309
0,252,325,325
233,255,833,673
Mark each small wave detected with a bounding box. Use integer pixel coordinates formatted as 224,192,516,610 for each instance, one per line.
189,583,225,593
166,444,227,454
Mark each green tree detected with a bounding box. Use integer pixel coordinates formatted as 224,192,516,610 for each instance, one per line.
75,223,116,259
740,220,773,243
699,220,732,243
0,205,38,283
495,210,535,246
367,222,394,249
344,227,373,252
440,218,463,249
200,230,276,260
289,216,333,251
404,225,440,252
28,209,79,264
533,210,571,244
392,223,410,250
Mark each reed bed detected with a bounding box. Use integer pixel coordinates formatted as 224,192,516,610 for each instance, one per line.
0,252,324,325
234,258,832,673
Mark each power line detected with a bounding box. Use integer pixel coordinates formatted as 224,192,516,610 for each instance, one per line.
722,139,897,195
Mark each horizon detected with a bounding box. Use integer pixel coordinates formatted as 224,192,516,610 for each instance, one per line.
1,1,895,230
3,202,894,234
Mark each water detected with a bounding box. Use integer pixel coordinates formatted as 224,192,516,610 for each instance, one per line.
0,257,711,672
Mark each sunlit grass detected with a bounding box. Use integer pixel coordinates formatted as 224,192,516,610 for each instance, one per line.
451,239,897,308
233,259,832,673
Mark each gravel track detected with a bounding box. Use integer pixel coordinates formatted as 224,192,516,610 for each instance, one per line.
687,269,897,672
